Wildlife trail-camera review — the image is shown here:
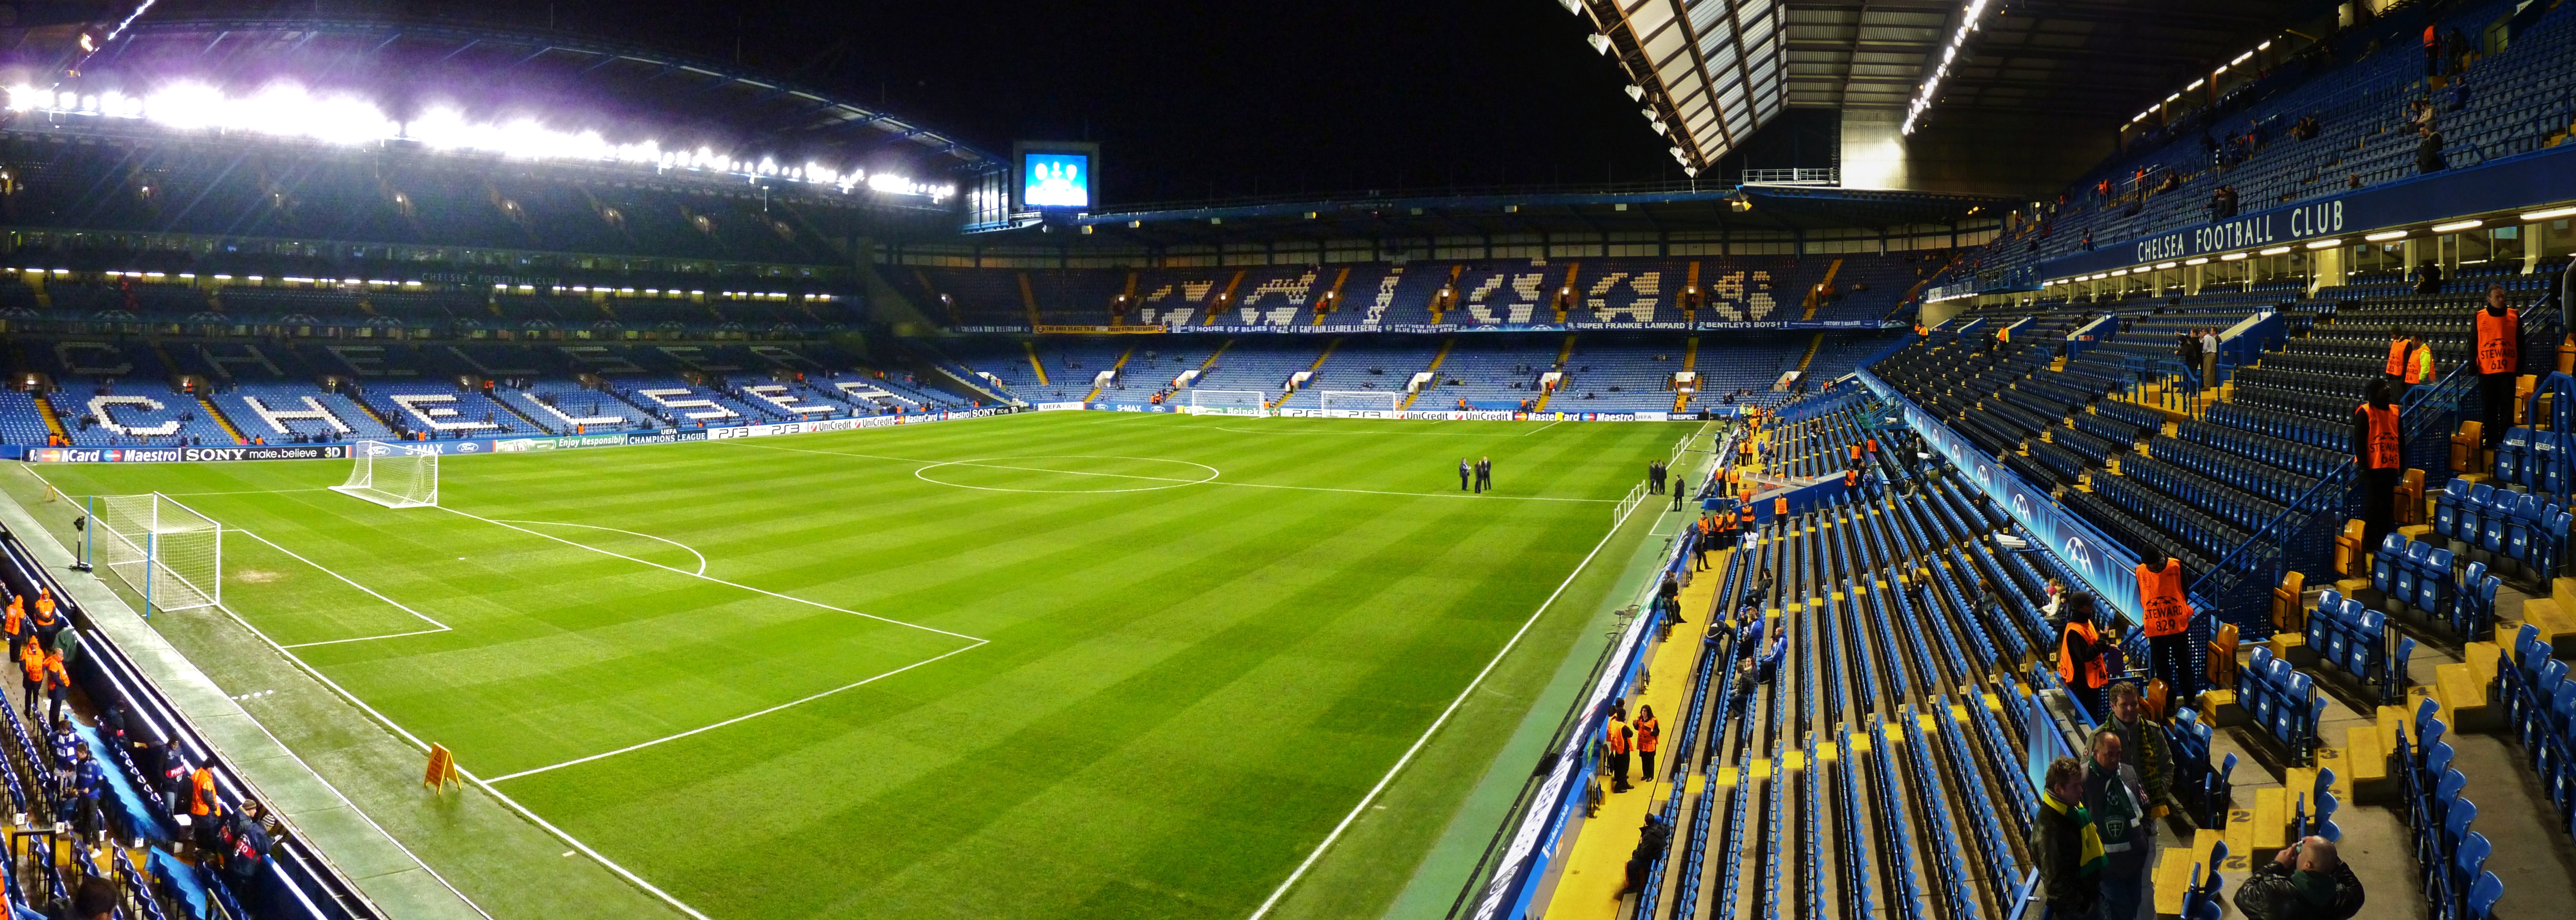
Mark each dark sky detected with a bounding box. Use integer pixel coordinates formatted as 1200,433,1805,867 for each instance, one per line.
489,0,1686,206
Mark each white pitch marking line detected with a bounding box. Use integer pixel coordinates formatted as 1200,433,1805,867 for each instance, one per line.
1519,419,1565,436
232,527,452,634
439,505,983,644
484,639,987,783
724,440,1617,504
1243,451,1662,920
490,519,710,577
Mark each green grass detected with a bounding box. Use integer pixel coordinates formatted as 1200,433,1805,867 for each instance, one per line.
18,412,1686,919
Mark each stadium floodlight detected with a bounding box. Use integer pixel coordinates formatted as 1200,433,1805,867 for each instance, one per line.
1185,390,1271,418
333,441,440,509
1320,391,1401,418
84,493,222,616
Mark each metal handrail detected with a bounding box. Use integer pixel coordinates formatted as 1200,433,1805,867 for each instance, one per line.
2183,304,2559,605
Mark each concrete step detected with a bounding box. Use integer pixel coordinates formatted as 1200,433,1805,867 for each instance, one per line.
2152,829,2228,918
2432,661,2495,732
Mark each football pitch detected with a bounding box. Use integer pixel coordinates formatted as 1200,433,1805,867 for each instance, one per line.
8,411,1694,920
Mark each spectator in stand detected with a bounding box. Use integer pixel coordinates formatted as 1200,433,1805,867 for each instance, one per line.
2035,756,2104,918
2235,835,2365,920
2085,731,2153,920
2095,681,2179,822
2446,76,2472,112
2414,261,2445,295
60,876,117,920
2354,376,2406,552
2416,126,2448,174
2423,23,2440,77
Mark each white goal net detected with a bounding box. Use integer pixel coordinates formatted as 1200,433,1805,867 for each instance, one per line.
333,440,440,508
1319,391,1401,417
1185,389,1270,417
88,493,222,614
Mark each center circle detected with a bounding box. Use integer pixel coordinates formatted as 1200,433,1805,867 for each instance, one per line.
912,455,1222,494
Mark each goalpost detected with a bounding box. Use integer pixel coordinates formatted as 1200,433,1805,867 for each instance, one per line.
1318,390,1401,418
1185,389,1271,417
84,494,222,615
332,440,440,508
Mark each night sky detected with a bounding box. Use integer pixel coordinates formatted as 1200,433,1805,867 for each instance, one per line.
503,0,1687,206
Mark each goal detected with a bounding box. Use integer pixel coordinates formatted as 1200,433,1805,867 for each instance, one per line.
1319,391,1400,417
85,494,222,614
1185,389,1271,417
332,440,440,508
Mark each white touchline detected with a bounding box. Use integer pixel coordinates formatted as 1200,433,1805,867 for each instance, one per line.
1243,459,1664,920
227,690,500,920
484,638,987,782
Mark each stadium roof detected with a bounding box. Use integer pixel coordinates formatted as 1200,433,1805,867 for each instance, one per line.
1787,0,2323,128
11,15,1002,175
1577,0,2324,172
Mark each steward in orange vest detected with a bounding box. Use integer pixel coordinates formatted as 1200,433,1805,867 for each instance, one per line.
2474,285,2520,451
2384,327,2434,384
2,593,20,661
1774,496,1790,518
2353,377,2405,554
2137,557,2195,694
1844,468,1860,488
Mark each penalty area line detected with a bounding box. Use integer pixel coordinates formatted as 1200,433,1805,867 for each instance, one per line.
1244,459,1661,920
483,638,988,783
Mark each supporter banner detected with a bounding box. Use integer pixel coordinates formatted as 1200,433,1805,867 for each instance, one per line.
1856,369,2144,625
2038,143,2576,280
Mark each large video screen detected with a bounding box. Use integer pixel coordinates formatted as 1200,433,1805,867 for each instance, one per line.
1022,152,1092,209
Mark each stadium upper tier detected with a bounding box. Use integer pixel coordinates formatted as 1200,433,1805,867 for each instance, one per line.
0,135,889,268
887,253,1931,330
1938,0,2576,288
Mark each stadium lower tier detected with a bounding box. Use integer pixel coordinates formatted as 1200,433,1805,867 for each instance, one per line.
1529,387,2576,920
0,332,1898,448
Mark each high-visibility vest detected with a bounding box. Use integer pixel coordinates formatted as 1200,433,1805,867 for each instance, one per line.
18,646,42,683
40,657,65,691
2360,403,2401,469
1867,438,1878,454
1914,325,1927,337
190,768,217,816
1634,716,1659,753
2,600,18,637
2477,308,2519,374
2058,620,2109,688
2386,339,2429,383
1845,469,1859,487
1848,444,1862,462
1604,720,1631,755
2137,559,2191,637
1774,497,1790,516
1739,505,1756,525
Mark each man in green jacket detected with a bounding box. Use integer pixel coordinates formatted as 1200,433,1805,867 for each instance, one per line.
2033,756,2103,918
2093,681,2181,824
